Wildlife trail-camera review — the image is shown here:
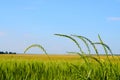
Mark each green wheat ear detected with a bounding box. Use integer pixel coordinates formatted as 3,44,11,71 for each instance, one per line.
54,34,84,53
24,44,47,55
71,35,91,55
71,35,100,59
55,34,90,66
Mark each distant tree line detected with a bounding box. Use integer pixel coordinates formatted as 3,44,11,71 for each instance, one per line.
0,51,16,54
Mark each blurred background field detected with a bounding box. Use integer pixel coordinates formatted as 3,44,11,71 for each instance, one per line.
0,54,119,61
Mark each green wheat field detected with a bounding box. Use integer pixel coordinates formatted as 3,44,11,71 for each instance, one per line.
1,34,120,80
0,54,120,80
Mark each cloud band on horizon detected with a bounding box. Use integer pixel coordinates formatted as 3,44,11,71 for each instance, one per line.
108,17,120,21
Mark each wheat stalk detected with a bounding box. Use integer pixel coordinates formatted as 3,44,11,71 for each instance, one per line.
54,34,84,54
71,35,91,55
24,44,47,55
71,35,100,60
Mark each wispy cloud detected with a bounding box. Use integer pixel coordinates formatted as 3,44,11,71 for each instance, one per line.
107,17,120,21
23,7,36,10
0,32,5,37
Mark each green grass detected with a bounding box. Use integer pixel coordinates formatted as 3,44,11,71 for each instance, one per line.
0,56,120,80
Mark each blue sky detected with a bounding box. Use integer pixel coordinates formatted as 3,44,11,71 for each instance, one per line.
0,0,120,54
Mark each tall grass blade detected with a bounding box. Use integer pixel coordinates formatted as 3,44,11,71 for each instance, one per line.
86,69,92,80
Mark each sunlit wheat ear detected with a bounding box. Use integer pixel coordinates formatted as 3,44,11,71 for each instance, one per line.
54,34,84,54
24,44,47,55
71,35,91,55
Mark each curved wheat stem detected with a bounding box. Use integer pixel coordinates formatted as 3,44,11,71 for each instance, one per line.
71,35,91,55
24,44,47,55
54,34,84,54
71,35,100,60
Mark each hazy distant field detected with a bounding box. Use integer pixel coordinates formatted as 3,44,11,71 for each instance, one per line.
0,54,80,61
0,54,119,61
0,54,120,80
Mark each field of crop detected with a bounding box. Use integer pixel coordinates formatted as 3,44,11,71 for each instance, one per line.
0,54,120,80
0,34,120,80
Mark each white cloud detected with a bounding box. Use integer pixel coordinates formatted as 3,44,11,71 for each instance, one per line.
107,17,120,21
23,6,37,10
0,32,5,37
